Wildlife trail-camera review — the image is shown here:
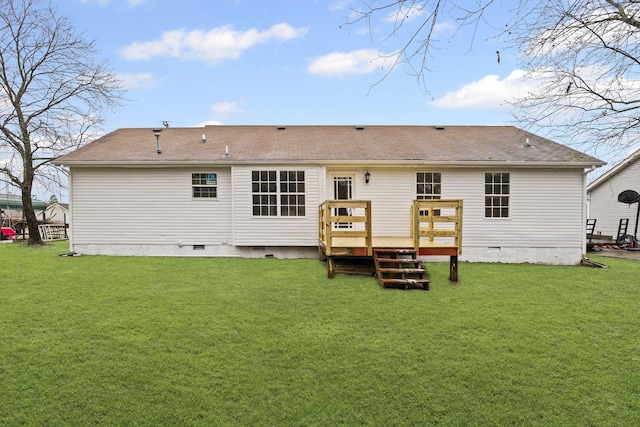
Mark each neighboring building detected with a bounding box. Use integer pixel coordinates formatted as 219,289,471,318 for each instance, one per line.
0,193,48,212
0,193,47,230
53,125,604,264
43,202,70,224
587,149,640,239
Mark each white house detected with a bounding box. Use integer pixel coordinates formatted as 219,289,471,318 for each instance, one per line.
587,149,640,240
53,125,604,264
43,202,69,224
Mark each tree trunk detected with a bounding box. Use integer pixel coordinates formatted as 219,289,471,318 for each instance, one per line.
22,186,43,246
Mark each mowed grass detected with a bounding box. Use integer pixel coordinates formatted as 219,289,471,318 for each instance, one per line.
1,242,639,426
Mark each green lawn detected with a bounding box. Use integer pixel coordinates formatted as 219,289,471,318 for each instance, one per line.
1,242,639,426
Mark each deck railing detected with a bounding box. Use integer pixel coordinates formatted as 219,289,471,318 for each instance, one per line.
319,199,463,256
318,200,372,256
412,199,463,255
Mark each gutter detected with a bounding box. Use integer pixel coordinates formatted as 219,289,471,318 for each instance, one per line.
53,159,606,169
586,148,640,192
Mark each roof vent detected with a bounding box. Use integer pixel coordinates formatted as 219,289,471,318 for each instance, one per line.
201,134,206,144
355,126,365,130
152,129,163,154
277,126,286,130
434,126,445,130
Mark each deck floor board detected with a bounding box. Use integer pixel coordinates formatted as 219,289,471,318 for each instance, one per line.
329,236,456,250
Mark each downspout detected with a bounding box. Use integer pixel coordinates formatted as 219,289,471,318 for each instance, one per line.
582,166,595,257
68,169,74,252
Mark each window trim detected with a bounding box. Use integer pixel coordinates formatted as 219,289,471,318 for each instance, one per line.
416,171,442,201
251,169,306,217
191,172,218,199
484,172,510,218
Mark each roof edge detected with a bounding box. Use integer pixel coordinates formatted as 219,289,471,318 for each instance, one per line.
587,149,640,192
54,159,606,168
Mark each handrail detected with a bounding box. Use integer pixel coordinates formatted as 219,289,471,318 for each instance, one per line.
318,200,372,256
412,199,463,255
319,199,462,256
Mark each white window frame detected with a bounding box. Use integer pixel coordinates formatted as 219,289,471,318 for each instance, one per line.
416,172,442,201
484,172,510,218
192,173,218,199
251,170,306,217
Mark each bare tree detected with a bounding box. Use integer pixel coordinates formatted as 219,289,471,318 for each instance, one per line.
511,1,640,157
345,0,500,92
346,1,640,157
0,0,124,245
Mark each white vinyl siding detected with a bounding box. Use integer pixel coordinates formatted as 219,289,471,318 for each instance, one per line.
69,167,232,245
232,166,321,246
332,167,584,248
451,168,584,248
67,164,586,262
588,158,640,238
351,168,414,237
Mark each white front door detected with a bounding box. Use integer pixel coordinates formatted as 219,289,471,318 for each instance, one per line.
332,175,354,228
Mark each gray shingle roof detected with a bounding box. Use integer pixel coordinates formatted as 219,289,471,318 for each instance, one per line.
54,125,604,167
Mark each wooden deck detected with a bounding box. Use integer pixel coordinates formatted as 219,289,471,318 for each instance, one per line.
318,199,463,283
323,236,459,256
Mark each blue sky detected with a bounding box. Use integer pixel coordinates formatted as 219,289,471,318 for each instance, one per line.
58,0,522,131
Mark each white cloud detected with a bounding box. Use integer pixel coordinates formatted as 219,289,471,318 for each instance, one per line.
80,0,145,6
119,23,308,65
329,1,350,12
433,20,456,35
308,48,398,78
196,120,224,126
431,69,532,109
385,4,426,23
210,101,245,117
194,101,246,126
118,72,162,90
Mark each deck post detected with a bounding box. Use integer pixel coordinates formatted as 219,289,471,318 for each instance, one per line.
449,255,458,282
365,200,372,256
324,202,332,256
412,201,419,252
327,256,335,279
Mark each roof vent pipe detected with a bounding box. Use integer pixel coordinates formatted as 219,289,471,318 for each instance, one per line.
153,129,163,154
201,134,206,144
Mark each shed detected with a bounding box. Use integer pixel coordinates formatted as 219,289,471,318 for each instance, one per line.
587,149,640,239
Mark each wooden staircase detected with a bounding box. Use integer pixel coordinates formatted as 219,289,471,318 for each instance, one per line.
374,249,430,290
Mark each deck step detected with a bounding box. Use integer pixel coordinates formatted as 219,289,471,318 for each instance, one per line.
375,257,420,264
373,248,429,291
380,278,430,290
378,267,425,274
374,248,417,255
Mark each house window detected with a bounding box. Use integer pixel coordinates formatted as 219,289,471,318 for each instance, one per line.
279,171,306,216
417,172,441,215
252,170,305,216
416,172,441,200
192,173,217,198
485,173,509,218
